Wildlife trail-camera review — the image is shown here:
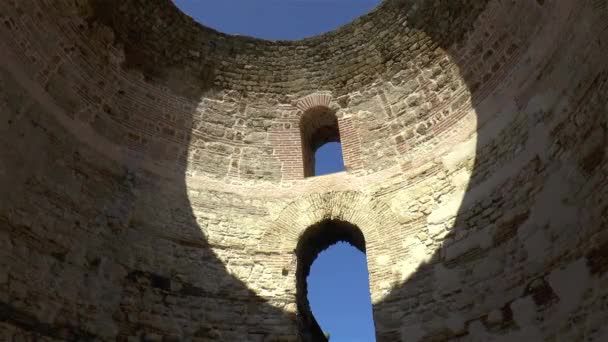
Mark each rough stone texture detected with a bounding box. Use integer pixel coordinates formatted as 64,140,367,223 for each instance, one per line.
0,0,607,341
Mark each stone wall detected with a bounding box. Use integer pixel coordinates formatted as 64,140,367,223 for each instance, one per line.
1,0,607,341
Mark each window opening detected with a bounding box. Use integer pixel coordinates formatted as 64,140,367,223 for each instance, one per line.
300,107,343,177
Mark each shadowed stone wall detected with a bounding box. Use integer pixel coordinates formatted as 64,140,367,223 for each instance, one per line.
1,0,607,341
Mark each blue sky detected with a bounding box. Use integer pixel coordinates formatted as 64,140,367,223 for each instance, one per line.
173,0,381,40
313,143,378,342
172,1,379,340
307,242,375,342
311,143,375,341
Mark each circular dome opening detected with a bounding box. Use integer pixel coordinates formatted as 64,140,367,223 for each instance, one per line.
172,0,383,41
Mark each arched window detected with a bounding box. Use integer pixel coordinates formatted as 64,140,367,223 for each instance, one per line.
296,220,376,341
300,107,345,177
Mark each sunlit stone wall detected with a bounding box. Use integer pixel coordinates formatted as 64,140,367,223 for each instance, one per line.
0,0,607,341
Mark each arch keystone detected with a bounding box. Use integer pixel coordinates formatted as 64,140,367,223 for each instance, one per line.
296,93,333,112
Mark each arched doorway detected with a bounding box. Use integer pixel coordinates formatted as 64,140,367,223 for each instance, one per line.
296,219,376,341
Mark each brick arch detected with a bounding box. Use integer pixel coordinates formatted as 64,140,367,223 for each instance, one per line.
258,190,401,259
296,93,334,113
294,93,364,176
259,190,402,340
